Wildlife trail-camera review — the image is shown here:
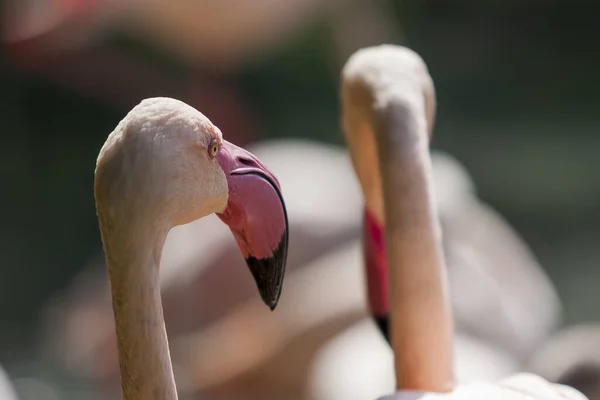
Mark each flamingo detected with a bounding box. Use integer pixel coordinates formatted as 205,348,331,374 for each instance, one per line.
93,97,289,399
347,45,557,360
339,44,587,399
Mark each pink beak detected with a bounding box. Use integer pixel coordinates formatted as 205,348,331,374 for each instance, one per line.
215,140,289,310
363,208,391,341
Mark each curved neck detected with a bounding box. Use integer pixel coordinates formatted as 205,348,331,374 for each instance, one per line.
100,220,178,400
375,99,454,392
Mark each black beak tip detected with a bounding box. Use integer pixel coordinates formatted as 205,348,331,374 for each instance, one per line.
245,232,288,312
373,314,390,344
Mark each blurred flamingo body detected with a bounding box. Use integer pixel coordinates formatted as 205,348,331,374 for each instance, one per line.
40,144,560,399
529,324,600,400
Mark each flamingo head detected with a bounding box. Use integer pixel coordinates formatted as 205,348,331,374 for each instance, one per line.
95,97,288,310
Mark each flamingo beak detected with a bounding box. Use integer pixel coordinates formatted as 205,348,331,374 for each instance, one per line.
363,208,391,342
215,140,289,310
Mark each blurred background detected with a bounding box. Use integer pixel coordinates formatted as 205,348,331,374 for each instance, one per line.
1,0,600,399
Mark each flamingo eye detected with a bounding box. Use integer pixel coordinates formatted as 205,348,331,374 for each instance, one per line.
208,139,219,159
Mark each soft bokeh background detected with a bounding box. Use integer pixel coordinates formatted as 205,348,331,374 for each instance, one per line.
1,0,599,399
